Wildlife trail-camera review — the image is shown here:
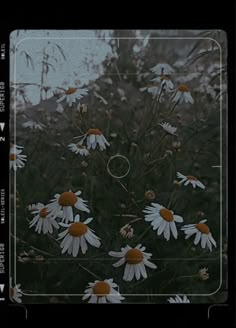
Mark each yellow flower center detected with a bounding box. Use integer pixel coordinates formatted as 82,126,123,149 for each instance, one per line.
178,84,190,92
125,249,143,264
10,154,17,161
58,192,77,206
187,175,198,181
39,207,48,219
68,222,88,237
93,281,110,296
195,223,210,234
65,88,77,95
160,208,174,222
87,128,102,135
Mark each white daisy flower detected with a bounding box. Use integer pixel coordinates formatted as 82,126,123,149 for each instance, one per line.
181,219,216,252
150,63,174,76
82,278,125,304
143,203,183,240
58,214,101,256
146,86,159,96
68,143,89,156
140,85,159,96
10,143,24,154
167,295,190,303
176,172,205,189
172,84,194,104
47,190,90,223
108,244,157,282
140,85,165,102
29,203,59,234
159,122,177,136
10,279,22,303
22,120,46,130
9,145,27,171
152,75,174,90
57,87,88,107
79,128,110,151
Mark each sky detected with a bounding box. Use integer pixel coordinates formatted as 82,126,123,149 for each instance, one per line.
10,30,113,106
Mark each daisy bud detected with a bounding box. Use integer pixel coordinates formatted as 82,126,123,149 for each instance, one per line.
81,161,88,168
172,141,181,150
77,103,88,114
197,211,205,217
145,190,156,200
120,224,134,239
165,150,173,156
198,267,209,281
35,255,45,262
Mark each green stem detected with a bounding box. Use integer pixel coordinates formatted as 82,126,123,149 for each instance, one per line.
167,99,179,117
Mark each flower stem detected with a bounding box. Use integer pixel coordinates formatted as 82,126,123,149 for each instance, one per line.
167,100,179,117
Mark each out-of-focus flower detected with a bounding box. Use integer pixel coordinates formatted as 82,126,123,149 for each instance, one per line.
145,190,156,200
140,85,160,96
176,172,205,189
181,219,216,252
10,278,22,303
81,161,88,168
120,224,134,239
47,190,90,223
22,120,46,130
82,278,125,304
17,251,31,263
143,203,183,240
109,244,157,281
167,295,190,303
58,214,101,256
106,51,119,66
35,255,45,262
172,141,181,151
198,267,209,281
150,63,174,76
165,150,173,157
159,122,177,136
77,103,88,113
56,103,64,113
68,143,89,156
172,84,194,104
57,87,88,107
152,75,174,90
29,203,59,234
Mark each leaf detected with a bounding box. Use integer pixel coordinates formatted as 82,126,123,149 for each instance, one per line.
20,51,34,70
186,48,219,65
187,31,213,57
51,42,66,61
42,61,55,73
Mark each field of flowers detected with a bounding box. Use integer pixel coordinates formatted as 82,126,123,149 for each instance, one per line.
10,29,227,304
